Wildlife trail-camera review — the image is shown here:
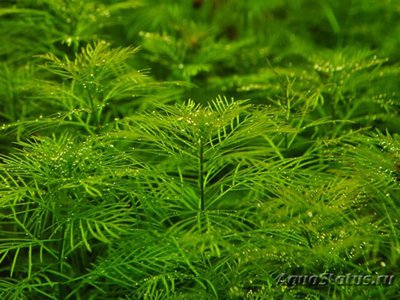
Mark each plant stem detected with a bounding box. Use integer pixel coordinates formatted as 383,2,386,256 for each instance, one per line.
198,138,205,211
58,223,67,300
303,230,313,249
87,88,100,129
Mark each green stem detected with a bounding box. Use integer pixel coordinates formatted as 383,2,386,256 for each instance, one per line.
198,138,205,211
285,133,288,152
87,88,100,129
58,223,67,300
285,82,291,152
303,229,313,249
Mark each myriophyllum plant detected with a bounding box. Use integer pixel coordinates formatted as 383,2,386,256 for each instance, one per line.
0,97,307,299
35,42,185,133
0,99,399,299
114,97,298,232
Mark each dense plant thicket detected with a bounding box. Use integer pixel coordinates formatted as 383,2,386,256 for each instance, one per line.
0,0,399,299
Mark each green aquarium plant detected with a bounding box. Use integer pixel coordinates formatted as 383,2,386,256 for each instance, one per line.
0,0,399,299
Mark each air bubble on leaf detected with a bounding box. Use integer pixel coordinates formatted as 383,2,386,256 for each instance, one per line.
66,37,73,46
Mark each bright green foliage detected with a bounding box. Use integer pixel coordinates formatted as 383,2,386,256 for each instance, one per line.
0,0,399,299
